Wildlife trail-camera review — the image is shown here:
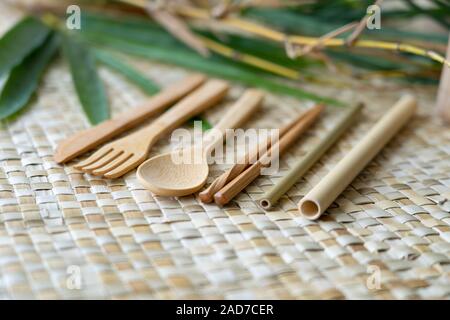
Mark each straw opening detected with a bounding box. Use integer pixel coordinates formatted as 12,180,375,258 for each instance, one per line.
300,200,320,218
259,199,271,209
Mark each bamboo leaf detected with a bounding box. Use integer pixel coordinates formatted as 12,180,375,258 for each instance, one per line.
0,17,51,77
78,13,341,104
404,0,450,29
62,35,110,124
199,31,317,71
244,7,448,43
81,13,314,74
83,33,343,106
95,49,160,95
80,11,440,81
0,33,60,120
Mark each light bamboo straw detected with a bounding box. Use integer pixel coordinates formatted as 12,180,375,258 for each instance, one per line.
198,108,309,203
259,103,363,210
214,104,324,206
298,95,417,220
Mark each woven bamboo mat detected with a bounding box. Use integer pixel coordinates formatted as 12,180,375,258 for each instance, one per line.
1,4,450,299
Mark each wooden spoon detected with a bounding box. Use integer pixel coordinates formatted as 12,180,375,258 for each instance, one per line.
73,79,229,179
136,89,264,197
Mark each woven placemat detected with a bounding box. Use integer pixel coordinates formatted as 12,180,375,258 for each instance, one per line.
1,4,449,299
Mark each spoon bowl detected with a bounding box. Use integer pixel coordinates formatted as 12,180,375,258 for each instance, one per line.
137,148,209,196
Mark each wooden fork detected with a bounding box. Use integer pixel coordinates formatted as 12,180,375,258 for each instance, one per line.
74,79,229,179
54,74,206,163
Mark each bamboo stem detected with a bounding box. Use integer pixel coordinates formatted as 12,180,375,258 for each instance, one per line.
174,5,450,67
295,22,358,58
33,0,450,68
198,36,300,79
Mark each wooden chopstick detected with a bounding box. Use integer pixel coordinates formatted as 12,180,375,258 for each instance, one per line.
198,110,303,203
213,103,325,206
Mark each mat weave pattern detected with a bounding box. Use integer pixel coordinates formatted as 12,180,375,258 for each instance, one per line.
1,4,450,299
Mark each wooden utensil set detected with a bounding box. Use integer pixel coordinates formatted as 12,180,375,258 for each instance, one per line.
55,74,417,220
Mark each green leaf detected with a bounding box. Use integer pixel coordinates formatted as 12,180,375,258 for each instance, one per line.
244,8,448,43
62,35,109,124
95,49,160,95
404,0,450,29
198,31,318,71
190,116,213,131
328,50,414,71
0,33,60,120
82,32,342,106
0,17,51,78
82,13,316,74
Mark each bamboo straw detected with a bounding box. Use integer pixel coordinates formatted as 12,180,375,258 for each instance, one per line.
259,103,363,210
214,104,324,206
436,33,450,124
198,108,309,203
298,95,417,220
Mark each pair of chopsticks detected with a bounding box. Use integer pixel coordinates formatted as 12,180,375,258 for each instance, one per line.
199,103,325,206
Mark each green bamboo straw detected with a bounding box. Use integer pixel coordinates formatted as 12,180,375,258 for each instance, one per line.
258,103,364,209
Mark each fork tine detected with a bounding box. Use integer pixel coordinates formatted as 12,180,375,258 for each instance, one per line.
91,153,132,176
74,147,113,169
80,150,123,172
103,155,142,179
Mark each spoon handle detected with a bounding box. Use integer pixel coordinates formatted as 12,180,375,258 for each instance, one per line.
203,89,264,154
138,79,230,142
